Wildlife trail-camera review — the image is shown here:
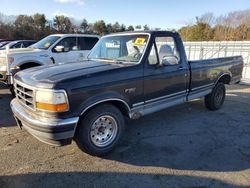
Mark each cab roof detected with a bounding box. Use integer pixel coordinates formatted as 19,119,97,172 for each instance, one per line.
49,34,100,38
106,30,178,36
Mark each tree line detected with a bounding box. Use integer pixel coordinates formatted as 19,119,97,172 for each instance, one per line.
179,9,250,41
0,13,150,40
1,9,250,41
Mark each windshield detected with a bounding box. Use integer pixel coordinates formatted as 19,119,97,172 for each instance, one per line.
31,36,61,49
0,41,16,49
88,34,149,64
0,41,11,48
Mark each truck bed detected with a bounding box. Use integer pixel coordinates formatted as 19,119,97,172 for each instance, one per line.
189,56,243,93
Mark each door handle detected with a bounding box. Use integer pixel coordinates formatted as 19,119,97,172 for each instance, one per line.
179,66,185,70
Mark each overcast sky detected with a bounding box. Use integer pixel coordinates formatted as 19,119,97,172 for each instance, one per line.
0,0,249,28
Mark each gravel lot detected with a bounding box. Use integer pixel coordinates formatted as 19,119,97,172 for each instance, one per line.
0,82,250,188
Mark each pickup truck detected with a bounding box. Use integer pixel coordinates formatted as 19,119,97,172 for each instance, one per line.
10,31,243,156
0,40,37,50
0,34,99,87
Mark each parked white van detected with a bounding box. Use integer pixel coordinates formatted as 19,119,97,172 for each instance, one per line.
0,34,100,85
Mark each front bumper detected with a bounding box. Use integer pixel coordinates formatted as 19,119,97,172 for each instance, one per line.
0,71,14,85
0,66,21,84
10,98,79,146
0,71,8,82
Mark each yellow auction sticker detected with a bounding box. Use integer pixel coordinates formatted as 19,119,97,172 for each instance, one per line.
134,38,146,46
44,42,51,48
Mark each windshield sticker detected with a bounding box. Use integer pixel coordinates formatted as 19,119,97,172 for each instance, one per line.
127,40,137,54
134,38,146,46
105,42,120,48
44,42,51,48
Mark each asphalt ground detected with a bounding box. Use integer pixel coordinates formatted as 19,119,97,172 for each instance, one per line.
0,82,250,188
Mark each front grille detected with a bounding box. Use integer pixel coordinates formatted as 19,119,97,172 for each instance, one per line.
14,81,35,110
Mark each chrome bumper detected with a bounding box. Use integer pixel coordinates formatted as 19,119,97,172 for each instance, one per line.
0,71,13,85
0,71,8,82
10,98,79,146
231,75,242,84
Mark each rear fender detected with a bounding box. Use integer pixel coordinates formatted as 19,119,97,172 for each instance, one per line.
215,72,232,85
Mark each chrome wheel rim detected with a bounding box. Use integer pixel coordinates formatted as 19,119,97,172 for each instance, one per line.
90,115,118,147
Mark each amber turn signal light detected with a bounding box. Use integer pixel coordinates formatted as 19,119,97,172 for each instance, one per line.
36,102,68,112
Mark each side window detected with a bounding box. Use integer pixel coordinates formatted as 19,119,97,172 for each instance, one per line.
23,41,33,47
78,37,99,50
12,42,22,49
56,37,77,52
154,36,180,66
148,44,158,65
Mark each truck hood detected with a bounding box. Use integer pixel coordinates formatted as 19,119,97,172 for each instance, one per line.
0,48,43,55
15,60,125,88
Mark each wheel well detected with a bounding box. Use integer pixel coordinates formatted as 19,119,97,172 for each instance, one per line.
19,62,41,70
218,74,231,85
81,100,130,118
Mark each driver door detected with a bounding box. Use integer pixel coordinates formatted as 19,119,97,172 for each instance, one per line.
143,35,188,103
52,37,77,64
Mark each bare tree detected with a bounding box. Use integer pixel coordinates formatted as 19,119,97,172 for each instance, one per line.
198,12,216,26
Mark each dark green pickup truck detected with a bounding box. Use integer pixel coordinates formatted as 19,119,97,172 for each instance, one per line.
11,31,243,156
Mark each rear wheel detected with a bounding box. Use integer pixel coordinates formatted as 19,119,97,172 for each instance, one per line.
75,104,125,156
205,82,226,111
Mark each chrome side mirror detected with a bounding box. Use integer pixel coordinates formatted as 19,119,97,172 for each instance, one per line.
54,45,65,53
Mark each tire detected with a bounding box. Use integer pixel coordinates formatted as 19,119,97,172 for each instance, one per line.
75,104,125,156
205,82,226,111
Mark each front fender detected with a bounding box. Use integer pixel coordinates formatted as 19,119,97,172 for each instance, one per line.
76,91,131,116
12,55,50,67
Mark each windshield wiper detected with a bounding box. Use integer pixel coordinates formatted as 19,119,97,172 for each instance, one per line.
88,58,135,65
114,59,138,64
89,58,117,62
98,58,114,61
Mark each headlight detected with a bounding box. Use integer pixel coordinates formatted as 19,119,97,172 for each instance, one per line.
8,57,14,64
0,57,13,65
35,90,69,112
0,57,5,64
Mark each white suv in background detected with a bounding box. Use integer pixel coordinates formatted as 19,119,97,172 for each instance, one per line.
0,34,99,85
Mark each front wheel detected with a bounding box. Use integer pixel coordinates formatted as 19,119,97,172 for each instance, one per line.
75,104,125,156
205,82,226,111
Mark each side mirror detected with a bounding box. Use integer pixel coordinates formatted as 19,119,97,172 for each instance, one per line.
161,56,178,66
54,45,65,53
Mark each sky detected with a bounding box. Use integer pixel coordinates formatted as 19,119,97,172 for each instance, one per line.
0,0,250,29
